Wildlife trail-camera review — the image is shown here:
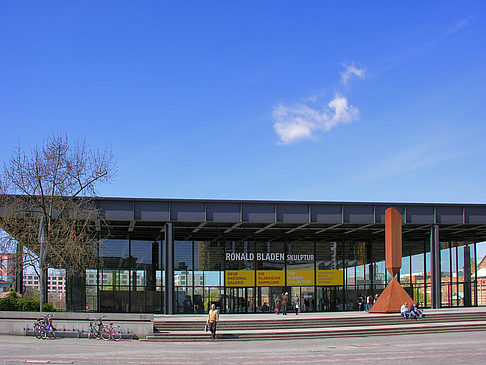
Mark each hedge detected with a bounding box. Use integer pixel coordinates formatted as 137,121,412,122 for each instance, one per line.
0,292,55,312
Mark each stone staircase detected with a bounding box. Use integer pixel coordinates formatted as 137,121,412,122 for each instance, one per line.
143,309,486,341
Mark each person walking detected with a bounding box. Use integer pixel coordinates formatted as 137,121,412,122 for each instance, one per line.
366,295,372,311
206,304,219,339
274,295,281,315
281,292,289,315
293,293,300,315
357,293,364,311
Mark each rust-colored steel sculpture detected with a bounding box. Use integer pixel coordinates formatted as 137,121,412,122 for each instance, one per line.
369,207,414,313
385,207,402,277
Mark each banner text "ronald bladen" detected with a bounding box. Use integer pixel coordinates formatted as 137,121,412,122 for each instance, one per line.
225,253,314,261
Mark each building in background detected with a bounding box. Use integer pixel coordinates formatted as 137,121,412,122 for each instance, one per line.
3,197,486,314
477,256,486,305
0,253,16,292
21,272,66,310
22,273,66,294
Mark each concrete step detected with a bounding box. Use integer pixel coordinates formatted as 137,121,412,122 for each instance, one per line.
153,313,486,332
144,321,486,342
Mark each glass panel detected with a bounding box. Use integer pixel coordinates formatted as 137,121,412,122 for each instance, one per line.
425,251,431,307
412,283,426,308
175,241,193,271
255,241,285,270
205,271,222,287
208,287,224,311
226,287,252,313
134,270,145,291
356,266,365,286
86,285,97,311
400,255,411,286
130,241,154,267
411,254,425,284
374,261,386,285
225,241,255,270
194,286,204,313
174,269,191,314
287,241,314,270
451,245,458,306
99,240,129,269
301,286,315,312
316,241,343,270
194,241,224,270
174,270,191,287
441,283,451,307
175,286,192,313
193,271,205,286
441,243,451,306
411,253,426,307
441,242,451,278
86,269,97,286
346,267,355,286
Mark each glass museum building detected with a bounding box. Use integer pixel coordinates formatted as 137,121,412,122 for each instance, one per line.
42,198,486,314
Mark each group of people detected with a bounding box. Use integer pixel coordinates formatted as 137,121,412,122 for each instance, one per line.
357,293,379,311
274,292,300,315
400,302,424,319
205,296,424,340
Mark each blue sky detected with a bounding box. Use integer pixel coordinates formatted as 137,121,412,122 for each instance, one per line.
1,1,486,203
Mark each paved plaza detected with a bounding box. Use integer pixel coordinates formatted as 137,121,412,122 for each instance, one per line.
0,330,485,364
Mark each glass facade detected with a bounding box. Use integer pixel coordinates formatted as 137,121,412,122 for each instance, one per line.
84,239,163,313
75,237,483,313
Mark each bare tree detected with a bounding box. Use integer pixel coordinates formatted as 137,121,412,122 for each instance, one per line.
0,135,116,300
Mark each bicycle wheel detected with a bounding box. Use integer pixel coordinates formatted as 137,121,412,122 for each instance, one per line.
88,325,95,339
40,327,47,340
101,326,111,341
111,326,122,341
33,323,42,339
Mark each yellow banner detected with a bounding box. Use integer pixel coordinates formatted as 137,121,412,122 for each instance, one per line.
257,270,285,286
316,270,343,286
225,271,255,287
287,270,314,286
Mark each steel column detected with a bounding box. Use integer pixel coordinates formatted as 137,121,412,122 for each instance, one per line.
15,242,23,295
463,245,472,306
164,222,174,314
430,225,441,309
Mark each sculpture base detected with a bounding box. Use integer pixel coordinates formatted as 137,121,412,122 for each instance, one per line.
369,277,414,313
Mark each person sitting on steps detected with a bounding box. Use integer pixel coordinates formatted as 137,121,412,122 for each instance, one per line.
410,302,424,319
400,302,410,319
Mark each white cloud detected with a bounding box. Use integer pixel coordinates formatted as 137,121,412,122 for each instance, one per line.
273,63,365,144
340,63,366,85
273,93,360,144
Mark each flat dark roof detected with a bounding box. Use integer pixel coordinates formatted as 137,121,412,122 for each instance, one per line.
94,197,486,246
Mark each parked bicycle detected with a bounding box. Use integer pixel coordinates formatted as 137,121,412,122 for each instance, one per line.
33,314,56,340
87,317,104,340
101,321,122,341
87,316,122,341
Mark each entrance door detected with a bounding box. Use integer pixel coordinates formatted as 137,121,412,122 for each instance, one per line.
289,287,315,312
301,287,315,312
317,286,341,311
257,287,285,313
227,287,254,313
